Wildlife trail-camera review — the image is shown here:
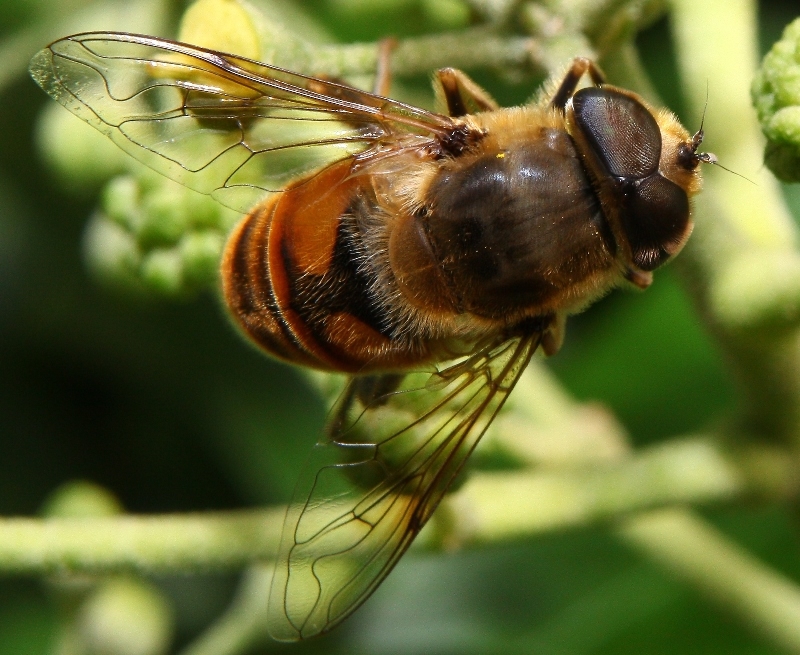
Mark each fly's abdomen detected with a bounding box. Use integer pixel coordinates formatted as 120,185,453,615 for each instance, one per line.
222,160,427,373
221,197,311,367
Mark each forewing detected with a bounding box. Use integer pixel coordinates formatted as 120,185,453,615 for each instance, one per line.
268,333,541,640
29,32,454,212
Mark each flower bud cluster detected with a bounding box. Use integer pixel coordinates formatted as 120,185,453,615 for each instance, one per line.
752,17,800,183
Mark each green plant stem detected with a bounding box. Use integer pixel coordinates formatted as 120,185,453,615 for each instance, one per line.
598,40,660,102
498,356,800,655
438,436,795,547
0,509,283,574
326,28,540,76
287,27,547,79
0,437,793,575
178,565,272,655
585,0,668,56
618,509,800,652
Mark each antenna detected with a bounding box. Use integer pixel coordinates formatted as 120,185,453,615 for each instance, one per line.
706,158,758,185
692,82,756,186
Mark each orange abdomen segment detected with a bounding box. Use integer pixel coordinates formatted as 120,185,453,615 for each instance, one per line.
221,195,319,368
221,160,429,373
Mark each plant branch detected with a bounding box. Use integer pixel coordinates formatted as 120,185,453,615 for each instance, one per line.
183,1,548,79
0,509,283,575
0,435,794,575
177,565,272,655
321,28,544,78
438,436,796,548
618,509,800,652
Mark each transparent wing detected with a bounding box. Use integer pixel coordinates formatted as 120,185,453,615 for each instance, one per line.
268,333,541,640
29,31,455,212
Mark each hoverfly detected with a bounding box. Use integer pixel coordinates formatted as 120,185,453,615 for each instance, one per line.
30,31,712,640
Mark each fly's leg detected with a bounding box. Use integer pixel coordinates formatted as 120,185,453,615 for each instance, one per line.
327,373,405,440
433,67,499,117
549,57,605,112
305,38,395,99
373,38,397,96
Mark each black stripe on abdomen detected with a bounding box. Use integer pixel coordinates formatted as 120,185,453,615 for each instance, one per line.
222,203,313,365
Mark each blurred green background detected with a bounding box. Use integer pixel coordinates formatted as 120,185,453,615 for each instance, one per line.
2,1,800,653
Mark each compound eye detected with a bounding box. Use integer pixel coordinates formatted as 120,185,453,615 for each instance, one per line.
621,175,690,271
572,88,661,179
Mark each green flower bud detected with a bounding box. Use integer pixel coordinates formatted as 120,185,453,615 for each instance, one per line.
185,187,229,230
179,230,224,287
752,17,800,182
41,481,123,518
83,215,144,291
35,105,128,193
78,578,174,655
89,169,233,295
102,176,142,233
138,185,191,248
141,248,184,295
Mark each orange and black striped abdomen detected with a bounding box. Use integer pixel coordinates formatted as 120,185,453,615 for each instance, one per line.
222,160,428,373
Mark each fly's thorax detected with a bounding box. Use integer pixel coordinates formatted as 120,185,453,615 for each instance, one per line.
387,207,460,313
388,114,619,323
565,85,701,273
